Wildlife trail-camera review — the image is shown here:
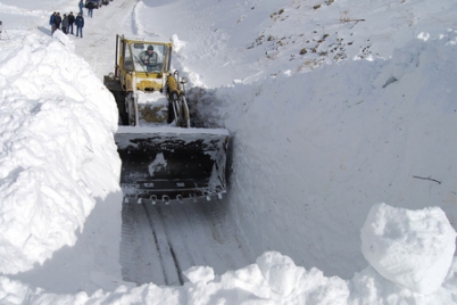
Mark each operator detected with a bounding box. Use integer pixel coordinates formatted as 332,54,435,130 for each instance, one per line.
139,45,158,71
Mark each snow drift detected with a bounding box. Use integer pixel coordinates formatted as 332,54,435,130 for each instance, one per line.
0,32,120,274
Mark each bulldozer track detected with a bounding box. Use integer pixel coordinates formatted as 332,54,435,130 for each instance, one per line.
120,201,166,284
142,204,184,285
119,197,256,286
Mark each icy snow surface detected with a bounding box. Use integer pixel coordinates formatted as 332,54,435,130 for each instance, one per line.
0,0,456,304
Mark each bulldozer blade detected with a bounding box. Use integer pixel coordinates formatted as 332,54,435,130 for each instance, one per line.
115,126,229,203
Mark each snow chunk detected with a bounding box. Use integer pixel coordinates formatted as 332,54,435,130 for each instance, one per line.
417,32,431,41
361,203,456,294
171,34,186,52
256,251,304,296
147,153,167,178
51,29,75,51
135,90,168,106
183,266,215,284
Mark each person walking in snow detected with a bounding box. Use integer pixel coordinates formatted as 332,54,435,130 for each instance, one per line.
62,14,69,34
50,12,56,34
68,12,75,35
79,0,84,16
87,1,94,18
75,12,84,38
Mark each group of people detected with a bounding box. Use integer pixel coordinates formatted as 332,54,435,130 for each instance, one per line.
50,12,80,36
50,0,89,38
50,11,84,37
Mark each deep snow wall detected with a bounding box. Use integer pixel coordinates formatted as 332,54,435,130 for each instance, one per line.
0,32,122,278
200,39,457,278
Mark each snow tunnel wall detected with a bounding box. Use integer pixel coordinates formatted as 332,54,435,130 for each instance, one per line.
217,39,457,279
0,33,122,275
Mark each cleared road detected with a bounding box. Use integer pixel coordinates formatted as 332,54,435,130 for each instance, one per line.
120,198,255,286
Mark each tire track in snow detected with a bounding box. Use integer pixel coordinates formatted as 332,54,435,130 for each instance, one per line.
120,201,167,285
130,1,142,36
142,204,183,286
130,1,160,38
120,197,257,286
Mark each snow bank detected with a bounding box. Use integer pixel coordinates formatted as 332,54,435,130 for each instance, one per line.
184,35,457,280
0,33,120,274
0,204,457,305
361,203,456,294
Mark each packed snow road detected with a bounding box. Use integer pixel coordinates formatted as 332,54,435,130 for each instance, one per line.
120,198,254,286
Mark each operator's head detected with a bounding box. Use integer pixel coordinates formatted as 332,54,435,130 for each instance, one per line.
147,45,154,53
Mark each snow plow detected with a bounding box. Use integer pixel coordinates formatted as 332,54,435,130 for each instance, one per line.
104,35,229,204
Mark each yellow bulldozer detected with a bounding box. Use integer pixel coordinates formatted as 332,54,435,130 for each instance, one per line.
104,35,229,204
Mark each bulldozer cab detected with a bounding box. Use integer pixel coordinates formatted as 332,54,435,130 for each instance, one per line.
128,43,165,73
115,35,173,93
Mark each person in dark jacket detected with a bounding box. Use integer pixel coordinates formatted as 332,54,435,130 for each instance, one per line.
75,12,84,38
68,12,75,34
61,14,69,34
50,12,56,34
87,1,94,18
54,12,62,32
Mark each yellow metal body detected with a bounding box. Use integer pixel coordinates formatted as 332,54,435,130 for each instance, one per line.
112,35,188,126
116,37,180,95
